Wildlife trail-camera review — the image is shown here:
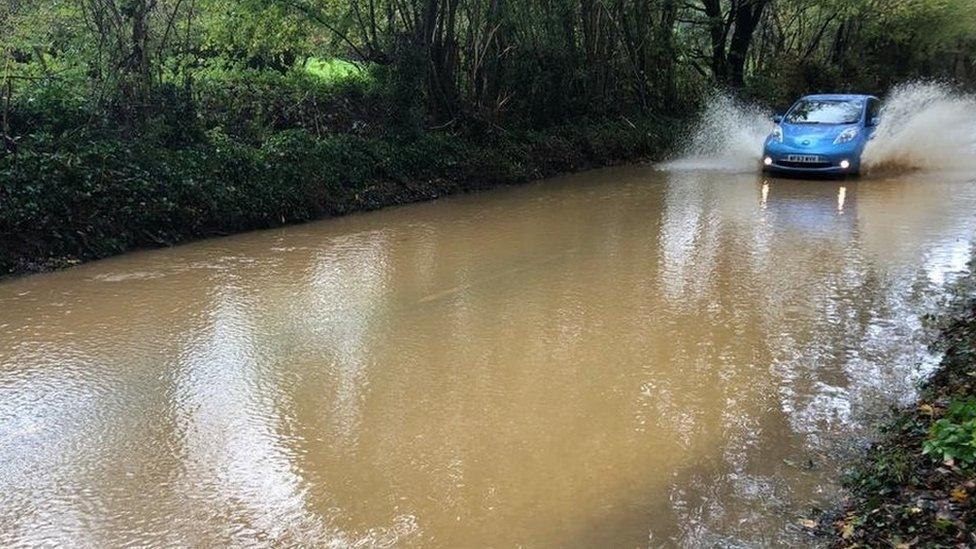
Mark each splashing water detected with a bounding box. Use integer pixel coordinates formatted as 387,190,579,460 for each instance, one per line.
661,94,772,172
863,82,976,174
662,83,976,176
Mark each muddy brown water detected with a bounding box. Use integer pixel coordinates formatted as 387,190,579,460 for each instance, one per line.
3,166,976,547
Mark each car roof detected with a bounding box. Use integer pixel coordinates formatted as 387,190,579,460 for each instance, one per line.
800,94,878,101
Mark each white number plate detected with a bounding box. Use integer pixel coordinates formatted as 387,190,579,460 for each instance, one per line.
786,154,822,163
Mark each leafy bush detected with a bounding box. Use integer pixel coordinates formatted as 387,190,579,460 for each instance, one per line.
7,77,95,137
922,399,976,467
193,65,381,142
0,115,675,275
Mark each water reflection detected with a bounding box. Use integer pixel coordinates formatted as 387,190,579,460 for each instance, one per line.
1,166,976,547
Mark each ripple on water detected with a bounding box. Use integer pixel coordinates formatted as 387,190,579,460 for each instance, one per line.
1,166,976,546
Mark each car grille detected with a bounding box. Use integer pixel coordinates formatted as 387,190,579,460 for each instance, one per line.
777,160,833,169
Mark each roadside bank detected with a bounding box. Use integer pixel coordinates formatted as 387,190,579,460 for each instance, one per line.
0,116,679,278
823,268,976,546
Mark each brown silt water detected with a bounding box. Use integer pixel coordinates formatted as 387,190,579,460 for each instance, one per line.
3,166,976,546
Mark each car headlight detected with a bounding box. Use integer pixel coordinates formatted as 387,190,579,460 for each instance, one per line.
833,127,859,144
769,126,783,143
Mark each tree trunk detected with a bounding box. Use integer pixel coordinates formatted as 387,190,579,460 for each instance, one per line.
726,0,768,88
657,0,678,105
701,0,728,84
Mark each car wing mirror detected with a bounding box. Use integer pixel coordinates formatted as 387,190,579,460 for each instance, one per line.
772,114,783,123
868,116,880,127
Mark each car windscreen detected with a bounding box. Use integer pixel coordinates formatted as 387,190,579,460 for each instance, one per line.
785,100,864,124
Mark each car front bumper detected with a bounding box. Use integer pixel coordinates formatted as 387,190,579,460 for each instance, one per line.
762,141,862,175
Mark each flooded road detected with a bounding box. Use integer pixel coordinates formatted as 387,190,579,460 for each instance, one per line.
2,166,976,546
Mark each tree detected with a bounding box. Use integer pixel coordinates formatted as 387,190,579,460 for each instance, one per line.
691,0,769,87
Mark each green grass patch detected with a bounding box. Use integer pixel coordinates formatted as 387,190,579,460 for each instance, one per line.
304,57,370,84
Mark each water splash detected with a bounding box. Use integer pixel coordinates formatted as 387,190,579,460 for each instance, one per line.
661,94,772,173
863,82,976,174
662,83,976,176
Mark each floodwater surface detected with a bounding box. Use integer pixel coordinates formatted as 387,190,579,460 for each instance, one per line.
2,167,976,547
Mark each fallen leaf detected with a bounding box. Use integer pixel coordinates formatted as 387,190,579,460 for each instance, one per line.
799,519,817,529
919,404,935,415
951,487,968,502
841,521,855,539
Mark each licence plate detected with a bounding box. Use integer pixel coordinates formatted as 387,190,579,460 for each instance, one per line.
786,154,822,163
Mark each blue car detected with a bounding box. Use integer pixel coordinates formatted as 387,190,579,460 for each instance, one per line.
762,94,881,176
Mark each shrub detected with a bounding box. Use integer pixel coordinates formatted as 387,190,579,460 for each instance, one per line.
1,103,675,275
193,65,381,142
922,399,976,467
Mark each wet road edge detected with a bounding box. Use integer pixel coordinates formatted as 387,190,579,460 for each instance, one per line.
816,258,976,546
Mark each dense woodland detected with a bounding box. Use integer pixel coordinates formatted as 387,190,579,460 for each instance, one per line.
1,0,975,274
3,0,975,138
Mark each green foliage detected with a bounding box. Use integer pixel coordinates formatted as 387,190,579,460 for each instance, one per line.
844,412,923,500
6,77,93,135
198,0,315,70
743,0,976,99
6,0,976,140
0,113,675,274
192,63,377,142
923,399,976,467
304,58,369,83
372,39,428,137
